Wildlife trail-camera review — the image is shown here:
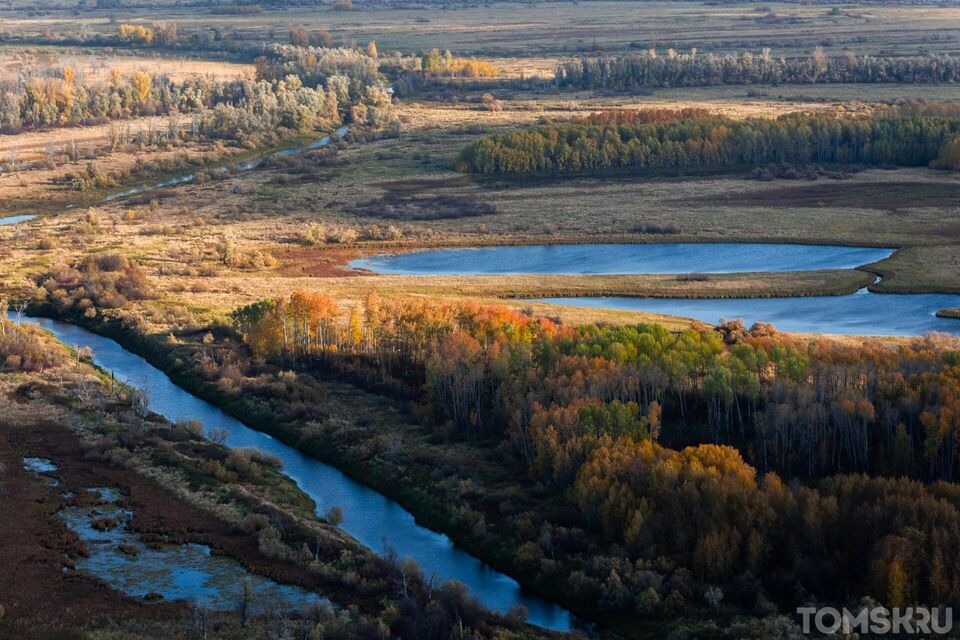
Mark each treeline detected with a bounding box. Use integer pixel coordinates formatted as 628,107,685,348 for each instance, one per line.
228,292,960,613
556,49,960,90
231,294,960,483
458,109,960,175
253,45,394,128
0,46,394,139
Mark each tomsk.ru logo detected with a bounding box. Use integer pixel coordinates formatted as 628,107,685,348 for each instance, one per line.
797,606,953,636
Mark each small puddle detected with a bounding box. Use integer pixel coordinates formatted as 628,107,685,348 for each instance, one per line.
23,457,60,486
0,214,37,226
23,457,58,473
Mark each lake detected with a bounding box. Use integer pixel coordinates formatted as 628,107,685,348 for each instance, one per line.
351,243,894,275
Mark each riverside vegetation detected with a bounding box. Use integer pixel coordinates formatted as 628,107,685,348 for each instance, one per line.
0,313,552,640
222,291,960,619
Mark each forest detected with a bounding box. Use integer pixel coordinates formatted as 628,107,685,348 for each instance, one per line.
224,291,960,616
556,50,960,90
458,108,960,176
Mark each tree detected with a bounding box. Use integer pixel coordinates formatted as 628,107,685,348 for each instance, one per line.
130,72,152,104
289,26,310,47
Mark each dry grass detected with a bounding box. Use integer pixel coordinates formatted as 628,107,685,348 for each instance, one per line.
5,2,960,58
0,115,179,164
0,48,253,83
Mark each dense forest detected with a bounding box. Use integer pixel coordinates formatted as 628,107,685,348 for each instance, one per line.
0,45,393,138
458,108,960,175
556,50,960,90
226,292,960,615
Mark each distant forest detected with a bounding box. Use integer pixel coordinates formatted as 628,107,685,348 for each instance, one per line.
458,108,960,176
556,50,960,89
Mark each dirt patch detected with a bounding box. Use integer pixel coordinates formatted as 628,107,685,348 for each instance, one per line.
349,193,496,221
276,246,369,277
378,176,476,194
686,180,960,211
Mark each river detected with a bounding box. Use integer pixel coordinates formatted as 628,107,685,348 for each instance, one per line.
9,312,574,631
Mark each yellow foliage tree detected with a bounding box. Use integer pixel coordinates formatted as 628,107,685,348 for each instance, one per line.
130,72,152,103
118,23,155,44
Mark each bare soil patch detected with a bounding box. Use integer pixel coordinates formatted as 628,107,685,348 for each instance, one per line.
277,246,369,278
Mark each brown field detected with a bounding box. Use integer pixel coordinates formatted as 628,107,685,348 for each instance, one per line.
0,114,179,164
9,2,960,58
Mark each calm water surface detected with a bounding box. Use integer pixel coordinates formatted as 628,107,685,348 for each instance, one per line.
0,214,36,225
10,312,574,631
352,243,894,275
24,459,320,611
535,290,960,336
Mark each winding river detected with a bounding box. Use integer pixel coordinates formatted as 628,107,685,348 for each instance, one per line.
3,125,954,623
104,126,349,202
8,312,575,631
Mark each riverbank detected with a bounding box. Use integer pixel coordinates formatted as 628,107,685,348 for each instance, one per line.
0,354,348,638
1,316,555,639
21,307,606,632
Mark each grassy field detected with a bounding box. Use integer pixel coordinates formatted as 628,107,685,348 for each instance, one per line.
0,47,253,81
6,2,960,58
0,25,958,333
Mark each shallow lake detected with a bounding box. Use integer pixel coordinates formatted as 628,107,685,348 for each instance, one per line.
10,313,574,631
534,289,960,336
351,243,894,275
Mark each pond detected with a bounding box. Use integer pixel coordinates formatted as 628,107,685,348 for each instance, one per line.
351,243,894,275
10,313,575,631
534,289,960,336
